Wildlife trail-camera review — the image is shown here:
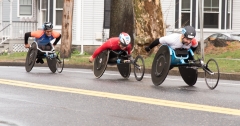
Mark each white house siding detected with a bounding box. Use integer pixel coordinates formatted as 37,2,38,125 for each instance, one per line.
161,0,176,34
2,0,19,21
72,0,78,45
72,0,104,46
232,0,240,34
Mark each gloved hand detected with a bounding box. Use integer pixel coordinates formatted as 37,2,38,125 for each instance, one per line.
145,46,151,52
128,55,135,63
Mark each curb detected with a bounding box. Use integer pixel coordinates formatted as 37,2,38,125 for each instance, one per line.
0,62,240,81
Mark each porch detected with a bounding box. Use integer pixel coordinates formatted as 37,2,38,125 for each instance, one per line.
0,21,38,53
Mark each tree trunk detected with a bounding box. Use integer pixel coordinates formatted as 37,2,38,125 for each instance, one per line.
110,0,165,56
110,0,134,42
133,0,165,56
60,0,74,58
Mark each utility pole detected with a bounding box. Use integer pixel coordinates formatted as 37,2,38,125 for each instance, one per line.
199,0,204,60
61,0,74,58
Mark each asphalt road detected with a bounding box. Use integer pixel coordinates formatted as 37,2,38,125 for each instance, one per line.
0,66,240,126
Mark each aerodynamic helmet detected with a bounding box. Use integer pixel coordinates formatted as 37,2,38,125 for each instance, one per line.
119,32,131,47
182,26,196,39
43,22,53,30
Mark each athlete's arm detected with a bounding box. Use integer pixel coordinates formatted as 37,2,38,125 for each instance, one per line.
52,31,61,45
126,44,132,54
190,38,198,52
53,34,61,45
24,32,31,45
92,40,111,58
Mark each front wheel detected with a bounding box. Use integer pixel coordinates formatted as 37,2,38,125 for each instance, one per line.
204,59,220,90
133,55,145,81
56,52,64,73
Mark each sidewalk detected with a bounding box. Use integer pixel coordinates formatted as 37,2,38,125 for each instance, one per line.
0,61,240,81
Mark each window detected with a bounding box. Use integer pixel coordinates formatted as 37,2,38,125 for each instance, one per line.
204,0,219,28
40,0,48,24
181,0,191,27
19,0,32,16
104,0,111,29
55,0,63,26
227,0,231,29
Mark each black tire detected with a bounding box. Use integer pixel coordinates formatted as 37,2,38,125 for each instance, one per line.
204,59,220,90
117,63,131,79
47,57,57,73
25,48,37,72
94,50,109,78
133,55,145,81
178,66,198,86
56,52,64,73
151,45,171,86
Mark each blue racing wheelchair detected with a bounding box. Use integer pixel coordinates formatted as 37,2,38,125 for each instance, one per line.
25,42,64,73
151,45,219,90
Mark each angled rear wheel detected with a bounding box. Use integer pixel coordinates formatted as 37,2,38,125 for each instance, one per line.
25,44,38,72
151,45,171,86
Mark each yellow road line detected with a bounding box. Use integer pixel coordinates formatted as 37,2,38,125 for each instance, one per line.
0,78,240,116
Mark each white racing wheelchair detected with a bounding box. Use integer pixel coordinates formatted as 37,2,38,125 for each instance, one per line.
151,45,220,90
25,42,64,73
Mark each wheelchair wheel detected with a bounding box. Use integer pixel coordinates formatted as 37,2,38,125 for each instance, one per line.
117,63,131,79
178,66,198,86
133,55,145,81
25,48,37,72
204,59,220,90
94,50,109,78
47,57,57,73
56,52,64,73
151,45,171,86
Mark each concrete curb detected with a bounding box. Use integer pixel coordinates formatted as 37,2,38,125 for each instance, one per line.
0,62,240,81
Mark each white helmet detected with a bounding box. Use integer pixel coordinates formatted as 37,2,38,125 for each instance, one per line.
119,32,131,47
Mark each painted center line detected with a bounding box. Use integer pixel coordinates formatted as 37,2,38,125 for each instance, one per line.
0,78,240,116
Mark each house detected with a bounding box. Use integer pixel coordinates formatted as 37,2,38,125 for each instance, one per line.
0,0,109,53
161,0,240,41
0,0,239,53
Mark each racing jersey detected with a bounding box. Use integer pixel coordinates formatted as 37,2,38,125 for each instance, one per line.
30,30,61,46
159,33,198,49
92,37,132,58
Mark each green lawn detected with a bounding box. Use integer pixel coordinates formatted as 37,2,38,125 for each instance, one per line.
0,49,240,73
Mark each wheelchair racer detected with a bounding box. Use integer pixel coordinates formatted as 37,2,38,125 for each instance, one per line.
145,26,198,53
24,22,61,64
89,32,132,63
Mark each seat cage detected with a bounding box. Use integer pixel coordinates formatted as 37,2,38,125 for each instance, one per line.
31,41,56,59
167,46,194,65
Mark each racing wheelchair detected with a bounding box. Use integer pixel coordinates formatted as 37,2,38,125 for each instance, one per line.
25,42,64,73
93,50,145,81
151,45,220,90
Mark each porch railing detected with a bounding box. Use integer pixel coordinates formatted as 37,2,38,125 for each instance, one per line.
0,24,11,44
0,21,38,44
